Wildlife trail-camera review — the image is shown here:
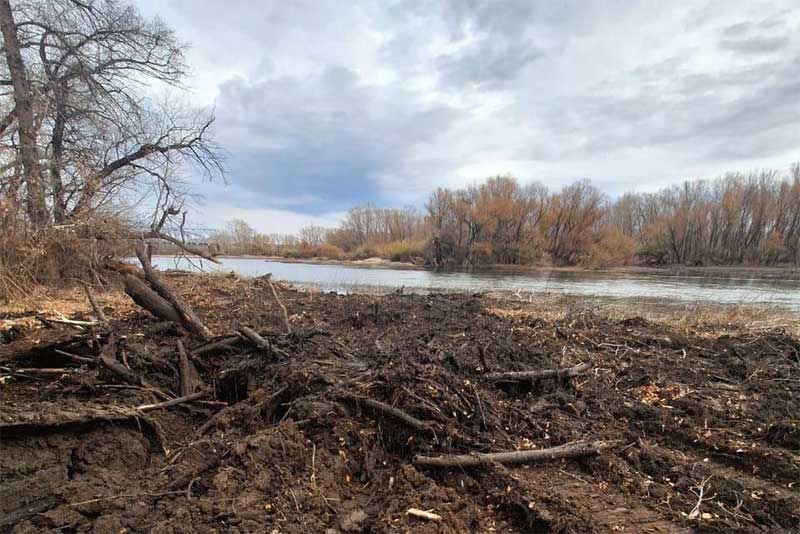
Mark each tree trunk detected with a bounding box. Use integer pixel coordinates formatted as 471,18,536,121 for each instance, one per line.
0,0,48,227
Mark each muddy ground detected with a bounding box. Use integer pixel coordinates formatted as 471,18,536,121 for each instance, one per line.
1,273,798,533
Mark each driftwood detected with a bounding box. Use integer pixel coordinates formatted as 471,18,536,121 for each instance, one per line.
239,326,270,350
124,274,182,324
135,247,212,340
177,340,204,396
347,394,433,435
413,439,619,469
485,362,591,383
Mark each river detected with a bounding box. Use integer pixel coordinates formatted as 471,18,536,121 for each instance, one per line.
148,255,800,312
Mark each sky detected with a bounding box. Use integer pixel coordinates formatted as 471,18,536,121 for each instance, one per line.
135,0,800,234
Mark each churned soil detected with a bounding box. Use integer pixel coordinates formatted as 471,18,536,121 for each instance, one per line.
0,273,798,533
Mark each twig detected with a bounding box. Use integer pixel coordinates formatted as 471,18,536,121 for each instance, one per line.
137,390,208,412
346,394,433,435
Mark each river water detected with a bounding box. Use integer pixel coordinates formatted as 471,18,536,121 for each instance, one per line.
149,256,800,311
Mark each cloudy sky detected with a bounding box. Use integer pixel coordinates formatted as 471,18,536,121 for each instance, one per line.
136,0,800,234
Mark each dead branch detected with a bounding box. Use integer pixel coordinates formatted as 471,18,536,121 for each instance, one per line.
346,394,433,434
0,393,208,432
82,283,109,324
137,390,208,412
484,362,591,383
99,337,145,387
177,340,204,396
135,246,212,340
36,315,97,328
268,277,292,335
413,439,620,469
239,326,270,350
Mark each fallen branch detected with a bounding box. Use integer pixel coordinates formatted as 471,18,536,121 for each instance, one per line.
137,390,208,412
413,439,620,469
136,246,212,340
0,394,209,431
484,362,591,383
267,277,292,335
99,337,145,387
346,394,433,434
36,315,97,328
82,283,109,324
239,326,270,350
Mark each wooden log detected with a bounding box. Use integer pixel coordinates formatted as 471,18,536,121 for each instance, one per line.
124,274,181,324
135,247,212,340
177,340,204,396
413,439,619,469
484,362,591,383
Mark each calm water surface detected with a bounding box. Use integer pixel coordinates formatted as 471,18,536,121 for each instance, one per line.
150,256,800,311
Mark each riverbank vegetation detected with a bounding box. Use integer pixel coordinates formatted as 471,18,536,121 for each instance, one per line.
206,168,800,269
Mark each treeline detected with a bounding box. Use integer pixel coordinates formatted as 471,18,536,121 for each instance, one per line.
206,165,800,267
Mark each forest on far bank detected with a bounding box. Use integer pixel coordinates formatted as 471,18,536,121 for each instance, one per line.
201,167,800,269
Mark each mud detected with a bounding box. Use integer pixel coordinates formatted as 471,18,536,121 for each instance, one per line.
1,274,798,532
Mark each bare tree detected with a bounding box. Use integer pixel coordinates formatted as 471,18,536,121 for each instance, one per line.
0,0,223,246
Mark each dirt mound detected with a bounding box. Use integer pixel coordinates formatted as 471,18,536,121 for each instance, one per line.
1,274,798,532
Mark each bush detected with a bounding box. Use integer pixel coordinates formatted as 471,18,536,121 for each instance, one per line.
375,239,426,262
582,226,637,268
317,243,344,259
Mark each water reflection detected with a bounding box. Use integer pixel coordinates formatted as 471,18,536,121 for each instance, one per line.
149,256,800,311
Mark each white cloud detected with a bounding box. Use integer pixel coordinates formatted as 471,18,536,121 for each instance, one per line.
133,0,800,228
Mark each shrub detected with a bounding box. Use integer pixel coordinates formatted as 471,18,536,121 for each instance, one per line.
375,239,426,262
582,226,637,268
317,243,344,259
